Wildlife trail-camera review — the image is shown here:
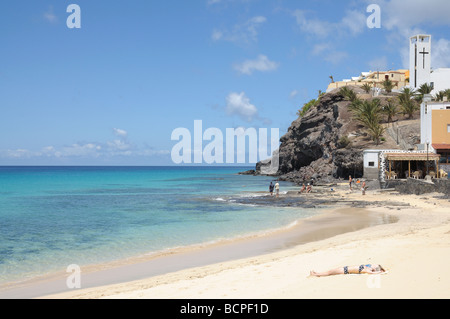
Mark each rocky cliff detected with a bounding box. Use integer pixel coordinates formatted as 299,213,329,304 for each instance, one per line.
254,87,403,184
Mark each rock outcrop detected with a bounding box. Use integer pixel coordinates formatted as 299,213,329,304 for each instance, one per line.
255,87,401,184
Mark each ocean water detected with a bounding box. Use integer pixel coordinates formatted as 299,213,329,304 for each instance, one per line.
0,166,314,285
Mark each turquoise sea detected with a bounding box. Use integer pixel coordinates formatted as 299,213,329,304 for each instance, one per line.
0,166,314,286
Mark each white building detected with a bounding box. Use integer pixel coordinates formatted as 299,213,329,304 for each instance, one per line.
431,68,450,95
363,149,399,179
410,35,431,89
409,34,450,95
420,98,450,152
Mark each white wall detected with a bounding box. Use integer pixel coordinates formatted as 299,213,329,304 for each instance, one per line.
363,151,379,168
431,68,450,95
410,35,432,89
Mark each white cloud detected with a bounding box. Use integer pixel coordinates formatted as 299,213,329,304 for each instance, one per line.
368,0,450,69
225,92,258,122
107,139,132,152
311,42,349,65
311,43,331,55
432,38,450,68
212,16,267,44
211,29,223,41
340,10,366,37
293,10,330,38
293,9,366,39
233,55,279,75
292,9,364,65
59,143,103,158
2,149,34,158
113,128,128,137
289,90,299,99
43,6,57,23
378,0,450,31
0,129,169,162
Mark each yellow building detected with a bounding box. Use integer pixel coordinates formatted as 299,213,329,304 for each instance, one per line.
327,69,409,93
420,100,450,174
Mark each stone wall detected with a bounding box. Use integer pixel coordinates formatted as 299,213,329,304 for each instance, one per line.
394,178,450,196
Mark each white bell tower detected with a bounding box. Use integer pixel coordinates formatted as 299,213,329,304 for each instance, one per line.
409,34,431,89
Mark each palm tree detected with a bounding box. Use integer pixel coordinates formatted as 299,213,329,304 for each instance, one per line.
368,122,386,146
329,75,334,83
435,90,446,101
347,97,363,113
382,79,394,93
418,83,433,95
444,89,450,101
382,98,398,124
339,87,358,102
353,99,382,127
416,83,433,103
362,83,372,94
350,99,385,145
398,87,418,119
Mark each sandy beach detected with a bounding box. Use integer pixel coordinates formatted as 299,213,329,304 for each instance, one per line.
38,184,450,300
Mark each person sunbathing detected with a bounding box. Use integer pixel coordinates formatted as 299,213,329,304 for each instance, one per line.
310,264,386,277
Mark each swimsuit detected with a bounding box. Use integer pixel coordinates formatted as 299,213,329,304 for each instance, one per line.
344,264,371,274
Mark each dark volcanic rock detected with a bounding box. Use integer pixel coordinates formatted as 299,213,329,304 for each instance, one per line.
394,178,450,196
256,89,365,183
238,169,257,175
276,92,343,175
332,148,364,178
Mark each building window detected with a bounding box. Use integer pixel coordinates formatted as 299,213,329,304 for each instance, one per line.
368,162,375,167
448,124,450,133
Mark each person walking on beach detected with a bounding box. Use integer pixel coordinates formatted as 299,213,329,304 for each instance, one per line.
269,182,274,196
310,264,386,277
361,181,367,195
275,182,280,198
349,175,353,191
300,183,306,193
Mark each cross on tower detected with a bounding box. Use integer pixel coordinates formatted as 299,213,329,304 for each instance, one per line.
419,47,429,69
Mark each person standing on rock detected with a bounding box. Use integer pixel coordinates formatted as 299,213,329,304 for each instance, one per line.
269,182,274,196
275,182,280,198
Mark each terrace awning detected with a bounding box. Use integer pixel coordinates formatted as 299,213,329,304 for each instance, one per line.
384,152,442,179
384,152,441,161
432,144,450,151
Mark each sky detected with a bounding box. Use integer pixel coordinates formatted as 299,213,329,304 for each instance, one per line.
1,0,450,165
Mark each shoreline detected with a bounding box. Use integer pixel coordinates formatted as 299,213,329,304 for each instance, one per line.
2,185,449,299
0,206,389,299
0,192,392,299
45,187,450,299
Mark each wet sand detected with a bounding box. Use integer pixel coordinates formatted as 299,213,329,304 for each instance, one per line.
2,185,449,299
1,205,392,298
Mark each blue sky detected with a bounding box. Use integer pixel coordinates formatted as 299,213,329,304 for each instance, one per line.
1,0,450,165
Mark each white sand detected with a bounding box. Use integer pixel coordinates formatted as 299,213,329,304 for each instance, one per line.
43,188,450,299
